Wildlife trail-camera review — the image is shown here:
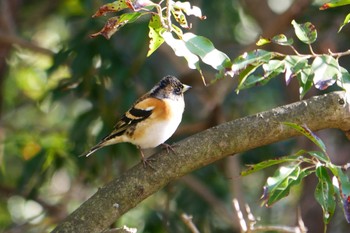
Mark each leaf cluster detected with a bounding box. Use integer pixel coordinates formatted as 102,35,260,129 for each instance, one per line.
242,122,350,226
238,20,350,99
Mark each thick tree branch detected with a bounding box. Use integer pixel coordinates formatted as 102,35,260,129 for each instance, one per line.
52,91,350,233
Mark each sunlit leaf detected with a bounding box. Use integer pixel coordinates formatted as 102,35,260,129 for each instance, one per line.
125,0,155,11
263,59,285,78
241,151,306,176
237,59,284,89
262,165,312,206
92,0,129,18
232,50,278,75
172,8,189,28
162,31,200,70
339,13,350,32
282,122,327,153
183,33,232,71
256,37,271,46
271,34,294,46
337,66,350,92
235,65,260,92
284,55,309,85
147,15,166,56
315,165,336,224
90,12,144,39
173,1,206,20
307,151,330,163
311,55,340,90
320,0,350,10
291,20,317,44
297,65,313,99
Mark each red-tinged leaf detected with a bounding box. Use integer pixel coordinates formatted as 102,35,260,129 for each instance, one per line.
282,122,327,153
147,15,166,56
125,0,155,11
291,20,317,44
320,0,350,10
92,0,129,18
90,12,144,39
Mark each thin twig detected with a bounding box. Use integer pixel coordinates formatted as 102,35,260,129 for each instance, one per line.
308,44,316,56
165,0,172,32
0,32,54,56
232,198,248,232
181,213,200,233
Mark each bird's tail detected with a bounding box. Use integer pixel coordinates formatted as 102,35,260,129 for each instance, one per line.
79,142,105,158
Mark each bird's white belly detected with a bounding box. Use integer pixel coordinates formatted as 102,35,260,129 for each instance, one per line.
134,98,184,148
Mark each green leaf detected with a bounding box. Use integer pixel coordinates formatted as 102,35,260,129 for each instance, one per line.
92,0,129,18
147,15,166,56
233,50,279,92
297,65,313,99
237,58,285,90
271,34,294,46
311,55,340,90
337,66,350,92
241,150,306,176
320,0,350,10
263,59,285,78
182,33,232,72
262,165,312,206
307,151,330,163
232,50,277,75
282,122,327,153
291,20,317,44
90,12,144,39
284,55,310,85
328,164,350,198
339,13,350,32
315,165,336,224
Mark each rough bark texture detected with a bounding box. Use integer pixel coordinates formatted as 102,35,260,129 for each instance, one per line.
52,91,350,233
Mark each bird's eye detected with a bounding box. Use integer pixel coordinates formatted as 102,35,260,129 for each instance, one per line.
174,86,182,94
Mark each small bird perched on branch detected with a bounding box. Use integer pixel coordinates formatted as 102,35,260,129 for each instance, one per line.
80,75,191,166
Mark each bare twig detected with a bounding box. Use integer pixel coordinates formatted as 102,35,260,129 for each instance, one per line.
0,32,54,56
181,175,235,226
181,213,200,233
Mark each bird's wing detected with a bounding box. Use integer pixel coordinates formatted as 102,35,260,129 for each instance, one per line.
102,97,158,140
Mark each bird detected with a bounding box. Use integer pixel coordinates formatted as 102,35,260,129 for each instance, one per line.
80,75,191,166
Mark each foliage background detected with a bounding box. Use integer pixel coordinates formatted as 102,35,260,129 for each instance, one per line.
1,0,350,232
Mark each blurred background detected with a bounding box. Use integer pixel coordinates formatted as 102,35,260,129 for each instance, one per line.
1,0,350,232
